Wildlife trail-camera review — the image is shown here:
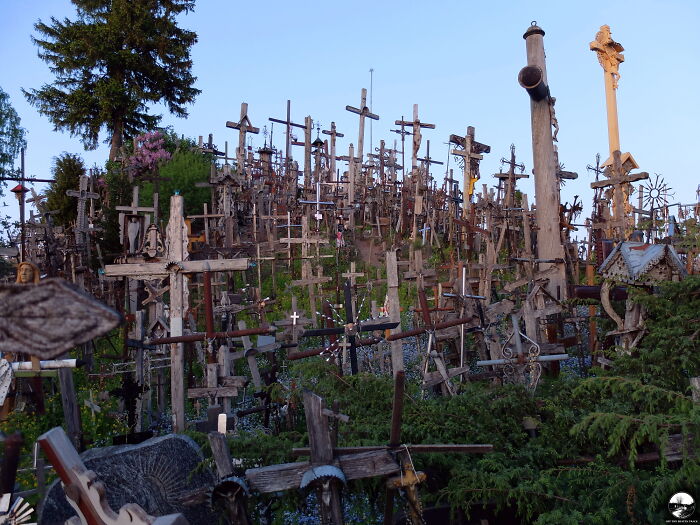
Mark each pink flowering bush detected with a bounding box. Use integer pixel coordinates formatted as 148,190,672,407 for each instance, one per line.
129,131,171,178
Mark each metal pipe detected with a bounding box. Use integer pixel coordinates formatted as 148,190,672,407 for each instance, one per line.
11,359,80,371
476,354,569,367
518,65,549,101
149,327,272,345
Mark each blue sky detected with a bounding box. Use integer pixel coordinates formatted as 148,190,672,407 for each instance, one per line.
1,1,699,232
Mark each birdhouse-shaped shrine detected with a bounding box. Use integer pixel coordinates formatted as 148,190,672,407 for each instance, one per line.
599,241,686,285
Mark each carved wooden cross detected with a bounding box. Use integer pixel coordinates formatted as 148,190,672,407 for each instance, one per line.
38,426,188,524
105,195,250,432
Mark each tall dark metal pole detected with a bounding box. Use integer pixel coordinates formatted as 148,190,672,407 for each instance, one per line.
19,148,26,262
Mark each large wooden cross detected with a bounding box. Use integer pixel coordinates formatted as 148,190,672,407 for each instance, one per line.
395,105,434,172
346,88,379,184
450,126,490,212
105,195,250,432
226,102,260,172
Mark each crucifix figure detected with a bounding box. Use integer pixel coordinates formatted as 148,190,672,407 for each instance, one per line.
590,25,625,156
450,127,490,212
116,186,156,255
395,105,434,173
226,102,260,174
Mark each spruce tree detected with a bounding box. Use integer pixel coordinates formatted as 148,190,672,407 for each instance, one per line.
23,0,200,161
45,153,86,228
0,87,27,195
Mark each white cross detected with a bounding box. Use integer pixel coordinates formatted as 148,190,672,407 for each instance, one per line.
291,311,300,326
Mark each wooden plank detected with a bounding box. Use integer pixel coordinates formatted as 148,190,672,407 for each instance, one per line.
279,237,329,244
590,171,649,189
219,376,247,388
502,266,558,293
245,450,400,493
187,386,239,399
293,445,493,456
104,258,249,277
208,432,235,479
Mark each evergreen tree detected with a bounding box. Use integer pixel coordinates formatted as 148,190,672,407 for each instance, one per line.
45,153,86,228
0,86,27,196
23,0,200,161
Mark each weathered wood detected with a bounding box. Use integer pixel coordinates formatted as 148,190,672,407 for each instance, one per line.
38,426,188,524
208,432,235,479
520,24,567,300
244,449,400,494
0,279,121,359
104,258,249,278
187,386,239,399
292,444,494,456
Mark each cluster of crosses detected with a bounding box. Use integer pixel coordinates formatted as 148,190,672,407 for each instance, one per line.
0,21,697,525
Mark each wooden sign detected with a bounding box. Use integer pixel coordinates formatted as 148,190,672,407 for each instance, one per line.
0,278,121,359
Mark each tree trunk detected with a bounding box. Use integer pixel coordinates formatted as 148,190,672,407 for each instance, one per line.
109,117,124,162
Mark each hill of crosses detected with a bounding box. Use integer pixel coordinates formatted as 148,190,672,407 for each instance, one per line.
1,18,699,525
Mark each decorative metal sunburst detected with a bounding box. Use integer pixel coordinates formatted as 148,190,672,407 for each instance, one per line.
300,281,398,374
643,173,674,210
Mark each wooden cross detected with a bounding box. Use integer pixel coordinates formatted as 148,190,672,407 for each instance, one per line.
590,151,649,235
395,105,435,172
269,100,307,185
290,116,314,188
346,88,379,183
290,373,494,524
391,116,413,178
322,122,344,183
187,203,223,245
105,195,250,432
386,288,480,395
66,173,100,247
116,186,156,255
493,144,528,208
450,126,490,211
226,102,260,172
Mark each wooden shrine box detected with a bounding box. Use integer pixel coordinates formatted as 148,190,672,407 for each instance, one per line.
599,241,687,285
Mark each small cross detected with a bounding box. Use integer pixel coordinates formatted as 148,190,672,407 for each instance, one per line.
291,311,300,326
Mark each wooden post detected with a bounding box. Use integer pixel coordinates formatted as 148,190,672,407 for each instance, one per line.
166,195,188,433
520,23,567,300
386,251,404,376
303,391,345,525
